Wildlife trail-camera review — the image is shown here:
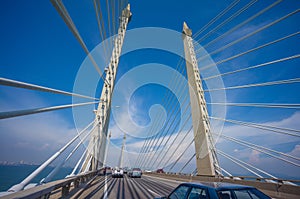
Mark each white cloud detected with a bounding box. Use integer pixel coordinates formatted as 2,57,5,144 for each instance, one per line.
219,111,300,145
216,112,300,178
105,111,300,178
0,90,79,165
105,129,195,170
288,144,300,157
109,95,167,140
248,150,261,164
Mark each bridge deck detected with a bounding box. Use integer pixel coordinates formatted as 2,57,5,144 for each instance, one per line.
58,174,180,199
67,173,299,199
2,173,299,198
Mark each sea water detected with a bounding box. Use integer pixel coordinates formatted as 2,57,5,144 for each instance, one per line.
0,165,72,191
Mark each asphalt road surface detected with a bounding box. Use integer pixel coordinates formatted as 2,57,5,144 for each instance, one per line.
68,174,182,199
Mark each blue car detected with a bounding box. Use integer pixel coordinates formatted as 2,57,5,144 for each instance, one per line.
157,182,271,199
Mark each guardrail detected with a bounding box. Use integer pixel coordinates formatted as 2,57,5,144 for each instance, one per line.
146,173,300,199
167,172,300,184
0,171,98,199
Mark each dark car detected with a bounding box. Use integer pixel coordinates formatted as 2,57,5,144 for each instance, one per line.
98,167,112,175
156,182,271,199
156,169,165,173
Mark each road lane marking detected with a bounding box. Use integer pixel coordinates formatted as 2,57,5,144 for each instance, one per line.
147,188,160,197
144,174,184,185
103,175,108,199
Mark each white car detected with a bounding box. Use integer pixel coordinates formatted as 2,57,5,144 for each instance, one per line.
129,168,142,178
112,167,124,178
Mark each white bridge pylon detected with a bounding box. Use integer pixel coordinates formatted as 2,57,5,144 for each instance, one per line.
182,22,221,177
81,4,132,172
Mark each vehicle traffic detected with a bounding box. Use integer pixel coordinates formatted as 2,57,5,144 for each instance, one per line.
98,166,112,175
155,182,271,199
128,168,142,178
156,169,165,173
112,167,124,178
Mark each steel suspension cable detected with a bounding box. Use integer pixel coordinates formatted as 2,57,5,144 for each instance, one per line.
136,58,184,166
118,0,122,24
141,84,189,168
233,120,300,134
217,150,263,178
120,0,124,22
162,125,193,169
42,124,96,183
200,32,300,72
147,99,191,169
50,0,108,84
196,0,258,43
136,88,174,167
136,84,175,165
154,114,192,169
204,78,300,92
220,167,232,177
8,119,95,192
93,0,105,41
166,138,194,172
93,0,109,63
219,133,300,161
111,0,116,37
191,168,198,176
213,133,300,167
136,85,176,166
208,102,300,109
151,111,191,167
105,0,112,45
0,77,99,100
136,91,173,167
138,59,187,167
0,101,98,120
140,91,186,168
193,0,240,39
210,116,300,137
200,0,283,50
203,54,300,80
217,150,277,179
70,147,88,176
198,9,300,62
178,153,196,174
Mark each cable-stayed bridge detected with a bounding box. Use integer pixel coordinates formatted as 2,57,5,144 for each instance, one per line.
0,0,299,198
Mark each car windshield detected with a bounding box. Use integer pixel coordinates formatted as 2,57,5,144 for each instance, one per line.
188,187,207,199
218,188,271,199
169,185,190,199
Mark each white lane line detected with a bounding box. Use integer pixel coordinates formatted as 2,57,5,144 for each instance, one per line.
144,175,184,185
147,188,160,197
103,175,108,199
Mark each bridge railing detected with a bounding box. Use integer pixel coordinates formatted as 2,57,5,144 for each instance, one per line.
1,171,98,199
167,172,300,184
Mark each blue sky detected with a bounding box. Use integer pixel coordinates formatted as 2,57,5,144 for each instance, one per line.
0,0,300,180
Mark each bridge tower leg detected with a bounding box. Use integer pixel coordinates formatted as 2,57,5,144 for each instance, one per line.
81,5,132,172
182,22,220,177
119,133,126,168
103,131,112,167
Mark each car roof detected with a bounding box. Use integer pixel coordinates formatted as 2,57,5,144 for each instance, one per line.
180,182,254,191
